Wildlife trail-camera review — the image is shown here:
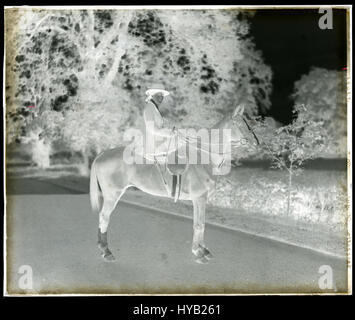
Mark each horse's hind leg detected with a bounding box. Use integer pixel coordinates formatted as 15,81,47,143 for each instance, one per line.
98,187,129,262
98,197,117,262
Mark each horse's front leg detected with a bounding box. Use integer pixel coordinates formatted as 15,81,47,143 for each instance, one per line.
192,193,213,263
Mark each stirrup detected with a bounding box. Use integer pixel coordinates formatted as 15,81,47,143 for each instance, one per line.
171,174,182,202
154,156,169,194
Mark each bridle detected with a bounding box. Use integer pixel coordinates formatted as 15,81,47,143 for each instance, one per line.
240,116,260,146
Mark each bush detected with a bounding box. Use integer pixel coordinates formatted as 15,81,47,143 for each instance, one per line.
208,168,347,232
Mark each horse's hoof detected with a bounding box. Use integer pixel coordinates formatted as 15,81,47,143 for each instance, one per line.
192,248,204,259
195,256,209,264
204,252,214,260
102,252,116,262
99,246,116,262
202,248,214,260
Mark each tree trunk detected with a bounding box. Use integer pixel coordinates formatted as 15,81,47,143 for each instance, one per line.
286,163,293,216
78,150,90,176
104,13,133,87
32,137,51,169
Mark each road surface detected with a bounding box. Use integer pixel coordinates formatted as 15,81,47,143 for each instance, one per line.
5,179,348,294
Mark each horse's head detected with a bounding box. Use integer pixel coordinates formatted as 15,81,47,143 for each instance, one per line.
229,105,260,149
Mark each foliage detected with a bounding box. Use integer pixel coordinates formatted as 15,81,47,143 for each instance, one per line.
256,105,328,169
123,10,272,128
253,104,329,215
209,168,347,231
62,100,131,155
291,67,347,157
6,8,273,167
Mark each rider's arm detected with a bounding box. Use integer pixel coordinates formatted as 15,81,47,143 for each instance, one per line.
152,127,175,138
144,104,175,138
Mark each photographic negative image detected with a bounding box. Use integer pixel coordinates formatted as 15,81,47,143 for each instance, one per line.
3,5,352,295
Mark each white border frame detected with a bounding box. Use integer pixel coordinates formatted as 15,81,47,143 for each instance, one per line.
3,4,352,296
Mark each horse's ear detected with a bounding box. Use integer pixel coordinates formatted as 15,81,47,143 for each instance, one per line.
233,105,245,118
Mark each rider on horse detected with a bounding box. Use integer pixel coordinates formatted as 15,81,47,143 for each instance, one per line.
143,85,226,173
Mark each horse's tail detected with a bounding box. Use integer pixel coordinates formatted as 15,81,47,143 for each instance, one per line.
90,158,102,213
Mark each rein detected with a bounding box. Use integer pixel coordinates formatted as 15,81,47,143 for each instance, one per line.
178,133,231,159
153,115,260,174
241,116,260,145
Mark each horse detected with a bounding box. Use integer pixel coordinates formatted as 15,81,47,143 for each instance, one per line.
90,105,259,264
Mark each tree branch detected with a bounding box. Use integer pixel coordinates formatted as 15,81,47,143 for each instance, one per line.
104,12,133,86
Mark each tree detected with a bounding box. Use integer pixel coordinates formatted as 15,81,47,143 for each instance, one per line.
6,9,83,165
120,9,272,128
291,67,347,157
7,9,134,113
256,104,329,216
6,8,273,171
62,100,131,175
6,9,135,167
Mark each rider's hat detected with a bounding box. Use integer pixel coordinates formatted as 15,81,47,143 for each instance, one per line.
145,84,170,102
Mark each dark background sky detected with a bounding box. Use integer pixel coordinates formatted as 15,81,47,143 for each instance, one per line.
250,9,347,124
